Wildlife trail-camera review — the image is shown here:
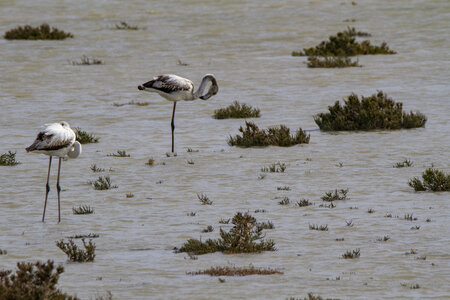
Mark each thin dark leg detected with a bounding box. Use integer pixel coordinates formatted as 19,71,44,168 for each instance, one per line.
56,157,62,223
171,102,177,153
42,156,52,222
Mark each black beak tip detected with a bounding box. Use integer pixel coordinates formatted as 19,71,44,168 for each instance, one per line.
138,85,144,90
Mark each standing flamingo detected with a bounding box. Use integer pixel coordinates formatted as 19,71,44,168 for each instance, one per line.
26,121,82,223
138,74,218,153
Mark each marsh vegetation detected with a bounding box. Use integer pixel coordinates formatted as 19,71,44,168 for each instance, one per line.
408,168,450,192
314,92,427,131
188,265,282,276
71,55,103,65
307,56,360,68
91,176,118,190
56,238,95,262
176,212,275,255
228,121,310,147
4,23,73,40
72,205,94,215
0,151,20,166
75,128,99,144
213,101,260,119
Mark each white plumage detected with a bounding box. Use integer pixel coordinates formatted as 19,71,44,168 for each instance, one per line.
26,121,82,223
138,74,219,152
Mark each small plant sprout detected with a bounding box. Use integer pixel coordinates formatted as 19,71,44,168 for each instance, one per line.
107,150,130,157
376,235,390,242
384,213,393,218
393,159,413,168
309,224,328,231
321,189,348,201
257,221,274,230
187,211,196,217
319,202,336,208
55,238,96,262
4,23,73,40
261,162,287,173
186,147,199,152
202,225,214,233
219,218,230,224
197,193,213,205
278,197,290,205
296,199,313,207
92,176,118,190
0,151,20,166
335,238,345,241
345,219,354,227
411,225,420,230
213,101,261,119
404,214,417,221
126,193,134,198
71,55,103,65
258,173,266,180
90,164,105,172
0,249,7,255
408,168,450,192
405,249,417,255
67,233,99,239
277,186,291,191
72,205,94,215
254,209,266,213
188,265,282,276
75,128,99,144
228,121,310,147
342,248,360,259
187,159,195,165
146,158,155,166
115,21,138,30
367,208,375,214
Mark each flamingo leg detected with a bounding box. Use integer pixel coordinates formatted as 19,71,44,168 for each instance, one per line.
42,156,52,222
56,157,62,223
171,102,177,153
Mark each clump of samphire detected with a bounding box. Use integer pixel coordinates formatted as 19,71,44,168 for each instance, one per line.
0,260,77,299
0,151,20,166
4,23,73,40
314,91,427,131
321,189,348,201
72,205,94,215
115,21,139,30
75,128,99,144
408,168,450,192
91,176,118,190
213,101,260,119
307,56,361,68
292,27,395,57
56,238,95,262
228,121,310,147
175,212,275,255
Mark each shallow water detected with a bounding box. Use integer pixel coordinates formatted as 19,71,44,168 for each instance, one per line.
1,0,449,299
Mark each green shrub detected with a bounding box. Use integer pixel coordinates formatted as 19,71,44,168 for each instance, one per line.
0,260,77,299
314,91,426,131
0,151,20,166
408,168,450,192
292,28,395,57
4,23,73,40
213,101,260,119
307,56,360,68
75,128,99,144
228,121,310,147
176,212,275,255
56,239,95,262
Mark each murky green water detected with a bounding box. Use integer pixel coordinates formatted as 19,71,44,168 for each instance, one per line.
1,0,449,299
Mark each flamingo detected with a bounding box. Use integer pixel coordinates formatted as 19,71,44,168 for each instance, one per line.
138,74,218,153
26,121,82,223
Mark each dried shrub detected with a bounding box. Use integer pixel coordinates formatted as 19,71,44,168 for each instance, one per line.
188,265,282,276
314,91,426,131
228,121,310,147
0,260,77,299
